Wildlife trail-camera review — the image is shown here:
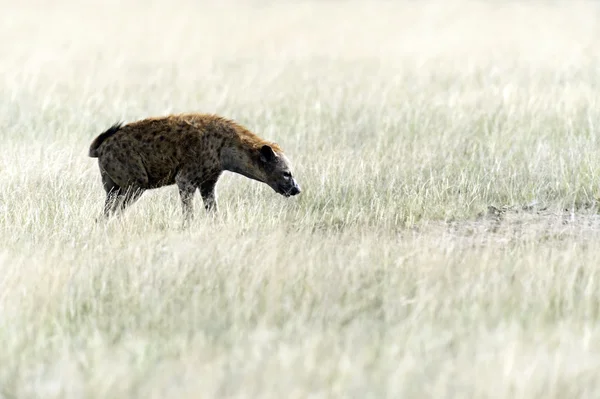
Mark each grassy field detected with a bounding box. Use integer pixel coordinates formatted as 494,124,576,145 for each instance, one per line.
1,0,600,397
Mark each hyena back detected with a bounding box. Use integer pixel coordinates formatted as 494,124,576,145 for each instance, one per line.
88,113,301,220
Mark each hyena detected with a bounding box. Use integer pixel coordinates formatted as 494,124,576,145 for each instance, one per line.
88,113,301,220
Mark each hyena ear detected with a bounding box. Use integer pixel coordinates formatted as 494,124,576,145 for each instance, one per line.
260,145,277,163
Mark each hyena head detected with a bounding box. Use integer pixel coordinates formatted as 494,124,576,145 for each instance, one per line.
258,144,301,197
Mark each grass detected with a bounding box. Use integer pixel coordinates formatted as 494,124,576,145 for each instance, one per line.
1,0,600,397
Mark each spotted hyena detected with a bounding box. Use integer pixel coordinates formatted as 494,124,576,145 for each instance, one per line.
88,113,301,220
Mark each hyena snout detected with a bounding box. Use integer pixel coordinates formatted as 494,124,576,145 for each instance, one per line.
288,181,301,196
277,178,301,197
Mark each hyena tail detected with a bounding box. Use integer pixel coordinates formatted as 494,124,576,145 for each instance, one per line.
88,122,123,158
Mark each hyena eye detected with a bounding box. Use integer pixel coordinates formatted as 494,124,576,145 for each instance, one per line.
283,171,292,179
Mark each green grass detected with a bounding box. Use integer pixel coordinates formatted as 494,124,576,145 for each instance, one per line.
2,0,600,397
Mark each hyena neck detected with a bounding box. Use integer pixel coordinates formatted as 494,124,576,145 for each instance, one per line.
220,144,264,183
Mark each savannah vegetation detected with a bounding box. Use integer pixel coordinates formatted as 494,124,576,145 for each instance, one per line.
1,1,600,397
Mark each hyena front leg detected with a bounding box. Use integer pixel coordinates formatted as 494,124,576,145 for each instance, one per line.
199,178,219,214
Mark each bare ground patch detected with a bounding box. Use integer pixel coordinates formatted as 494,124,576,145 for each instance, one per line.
420,201,600,247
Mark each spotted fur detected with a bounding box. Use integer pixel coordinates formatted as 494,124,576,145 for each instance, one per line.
89,113,301,220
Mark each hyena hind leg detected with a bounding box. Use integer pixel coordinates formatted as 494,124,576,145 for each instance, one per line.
199,178,219,214
177,179,196,223
100,172,145,218
101,172,121,218
111,187,145,215
98,152,149,219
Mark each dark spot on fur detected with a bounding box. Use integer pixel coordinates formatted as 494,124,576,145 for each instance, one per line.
159,135,165,141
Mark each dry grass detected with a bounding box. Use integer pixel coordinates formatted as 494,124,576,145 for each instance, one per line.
2,0,600,397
